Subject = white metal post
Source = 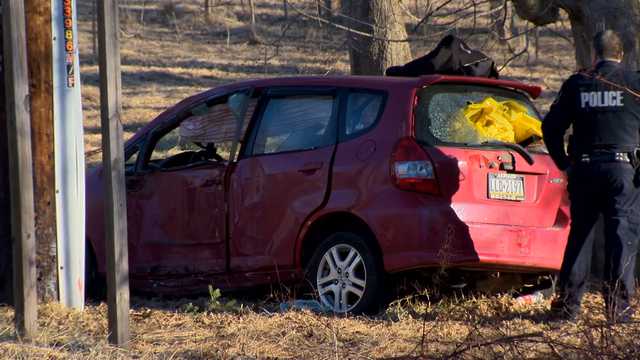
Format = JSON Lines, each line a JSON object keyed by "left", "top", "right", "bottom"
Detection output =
{"left": 52, "top": 0, "right": 86, "bottom": 309}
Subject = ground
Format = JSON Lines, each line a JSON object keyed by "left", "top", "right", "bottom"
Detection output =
{"left": 1, "top": 292, "right": 640, "bottom": 358}
{"left": 4, "top": 0, "right": 634, "bottom": 359}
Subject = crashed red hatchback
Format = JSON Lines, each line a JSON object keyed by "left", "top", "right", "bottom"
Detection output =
{"left": 86, "top": 75, "right": 570, "bottom": 313}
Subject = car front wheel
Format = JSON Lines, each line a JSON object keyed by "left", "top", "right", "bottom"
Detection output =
{"left": 307, "top": 232, "right": 382, "bottom": 314}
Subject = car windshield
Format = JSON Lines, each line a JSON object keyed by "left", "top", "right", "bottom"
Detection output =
{"left": 415, "top": 84, "right": 546, "bottom": 151}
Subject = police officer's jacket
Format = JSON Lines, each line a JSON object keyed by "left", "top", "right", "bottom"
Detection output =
{"left": 542, "top": 60, "right": 640, "bottom": 170}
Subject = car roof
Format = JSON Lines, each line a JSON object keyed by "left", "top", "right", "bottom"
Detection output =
{"left": 220, "top": 75, "right": 542, "bottom": 99}
{"left": 126, "top": 75, "right": 542, "bottom": 145}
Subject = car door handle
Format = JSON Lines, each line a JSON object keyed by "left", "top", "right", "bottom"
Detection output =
{"left": 298, "top": 162, "right": 323, "bottom": 174}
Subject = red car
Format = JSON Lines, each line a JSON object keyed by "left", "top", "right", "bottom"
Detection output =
{"left": 86, "top": 75, "right": 570, "bottom": 313}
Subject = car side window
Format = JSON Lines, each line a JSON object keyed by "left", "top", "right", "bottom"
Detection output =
{"left": 344, "top": 91, "right": 385, "bottom": 137}
{"left": 149, "top": 127, "right": 198, "bottom": 162}
{"left": 141, "top": 90, "right": 256, "bottom": 171}
{"left": 251, "top": 95, "right": 335, "bottom": 155}
{"left": 126, "top": 152, "right": 137, "bottom": 165}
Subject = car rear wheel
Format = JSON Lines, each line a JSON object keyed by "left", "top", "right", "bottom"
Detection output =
{"left": 306, "top": 232, "right": 382, "bottom": 314}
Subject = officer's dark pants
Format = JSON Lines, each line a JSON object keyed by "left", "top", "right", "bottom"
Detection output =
{"left": 557, "top": 162, "right": 640, "bottom": 315}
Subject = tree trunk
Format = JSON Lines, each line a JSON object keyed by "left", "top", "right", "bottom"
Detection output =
{"left": 565, "top": 1, "right": 640, "bottom": 70}
{"left": 342, "top": 0, "right": 412, "bottom": 75}
{"left": 322, "top": 0, "right": 339, "bottom": 18}
{"left": 511, "top": 0, "right": 640, "bottom": 70}
{"left": 204, "top": 0, "right": 213, "bottom": 22}
{"left": 247, "top": 0, "right": 260, "bottom": 44}
{"left": 283, "top": 0, "right": 288, "bottom": 20}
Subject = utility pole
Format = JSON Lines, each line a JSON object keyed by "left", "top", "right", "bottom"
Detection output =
{"left": 0, "top": 9, "right": 13, "bottom": 306}
{"left": 3, "top": 0, "right": 38, "bottom": 339}
{"left": 26, "top": 0, "right": 58, "bottom": 303}
{"left": 97, "top": 0, "right": 130, "bottom": 346}
{"left": 52, "top": 0, "right": 87, "bottom": 310}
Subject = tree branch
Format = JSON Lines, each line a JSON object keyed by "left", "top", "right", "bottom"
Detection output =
{"left": 510, "top": 0, "right": 561, "bottom": 26}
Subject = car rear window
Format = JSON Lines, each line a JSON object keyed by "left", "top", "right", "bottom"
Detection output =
{"left": 415, "top": 84, "right": 543, "bottom": 147}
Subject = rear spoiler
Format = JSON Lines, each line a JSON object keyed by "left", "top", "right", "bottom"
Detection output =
{"left": 418, "top": 75, "right": 543, "bottom": 99}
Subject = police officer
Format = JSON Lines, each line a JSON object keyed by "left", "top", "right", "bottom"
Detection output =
{"left": 543, "top": 30, "right": 640, "bottom": 322}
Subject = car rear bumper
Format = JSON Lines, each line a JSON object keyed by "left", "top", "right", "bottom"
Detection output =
{"left": 384, "top": 221, "right": 569, "bottom": 273}
{"left": 460, "top": 222, "right": 568, "bottom": 271}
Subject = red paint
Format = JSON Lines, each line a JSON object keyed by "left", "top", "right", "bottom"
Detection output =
{"left": 86, "top": 75, "right": 567, "bottom": 294}
{"left": 126, "top": 164, "right": 226, "bottom": 275}
{"left": 228, "top": 147, "right": 334, "bottom": 272}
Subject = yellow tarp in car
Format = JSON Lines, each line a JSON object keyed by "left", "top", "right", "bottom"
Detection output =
{"left": 460, "top": 97, "right": 542, "bottom": 143}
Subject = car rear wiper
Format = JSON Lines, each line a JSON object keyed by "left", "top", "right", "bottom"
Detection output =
{"left": 479, "top": 141, "right": 535, "bottom": 165}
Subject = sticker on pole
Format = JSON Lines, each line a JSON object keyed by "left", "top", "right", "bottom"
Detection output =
{"left": 63, "top": 0, "right": 75, "bottom": 88}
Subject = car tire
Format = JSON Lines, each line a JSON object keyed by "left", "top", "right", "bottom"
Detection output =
{"left": 306, "top": 232, "right": 383, "bottom": 314}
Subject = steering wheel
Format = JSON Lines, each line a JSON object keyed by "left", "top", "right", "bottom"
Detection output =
{"left": 156, "top": 151, "right": 201, "bottom": 169}
{"left": 194, "top": 142, "right": 224, "bottom": 162}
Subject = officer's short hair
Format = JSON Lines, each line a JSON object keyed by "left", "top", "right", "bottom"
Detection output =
{"left": 593, "top": 30, "right": 624, "bottom": 59}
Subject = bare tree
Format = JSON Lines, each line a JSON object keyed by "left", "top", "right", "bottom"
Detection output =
{"left": 342, "top": 0, "right": 412, "bottom": 75}
{"left": 204, "top": 0, "right": 213, "bottom": 22}
{"left": 321, "top": 0, "right": 340, "bottom": 18}
{"left": 511, "top": 0, "right": 640, "bottom": 70}
{"left": 283, "top": 0, "right": 288, "bottom": 20}
{"left": 490, "top": 0, "right": 509, "bottom": 39}
{"left": 248, "top": 0, "right": 260, "bottom": 44}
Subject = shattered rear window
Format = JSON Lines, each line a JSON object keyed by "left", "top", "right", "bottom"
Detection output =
{"left": 415, "top": 84, "right": 542, "bottom": 146}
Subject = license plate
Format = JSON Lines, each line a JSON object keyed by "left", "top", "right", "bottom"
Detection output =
{"left": 488, "top": 173, "right": 525, "bottom": 201}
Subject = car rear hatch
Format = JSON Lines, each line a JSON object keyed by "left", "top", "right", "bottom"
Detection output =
{"left": 412, "top": 83, "right": 568, "bottom": 228}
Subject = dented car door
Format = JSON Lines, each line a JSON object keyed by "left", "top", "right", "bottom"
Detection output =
{"left": 228, "top": 88, "right": 338, "bottom": 273}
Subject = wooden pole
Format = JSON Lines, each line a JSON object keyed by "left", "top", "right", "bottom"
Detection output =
{"left": 97, "top": 0, "right": 130, "bottom": 346}
{"left": 92, "top": 0, "right": 98, "bottom": 59}
{"left": 0, "top": 13, "right": 13, "bottom": 306}
{"left": 26, "top": 0, "right": 58, "bottom": 302}
{"left": 3, "top": 0, "right": 38, "bottom": 339}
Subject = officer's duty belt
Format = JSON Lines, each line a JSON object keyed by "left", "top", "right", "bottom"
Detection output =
{"left": 579, "top": 152, "right": 631, "bottom": 163}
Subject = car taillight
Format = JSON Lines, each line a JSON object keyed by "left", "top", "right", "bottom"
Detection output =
{"left": 391, "top": 137, "right": 440, "bottom": 194}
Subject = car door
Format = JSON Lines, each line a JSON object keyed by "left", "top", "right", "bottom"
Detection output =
{"left": 228, "top": 88, "right": 339, "bottom": 272}
{"left": 125, "top": 97, "right": 238, "bottom": 276}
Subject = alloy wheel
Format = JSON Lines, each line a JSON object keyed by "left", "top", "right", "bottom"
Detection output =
{"left": 316, "top": 244, "right": 367, "bottom": 313}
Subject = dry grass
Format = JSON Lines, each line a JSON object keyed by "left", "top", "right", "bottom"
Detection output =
{"left": 1, "top": 292, "right": 640, "bottom": 359}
